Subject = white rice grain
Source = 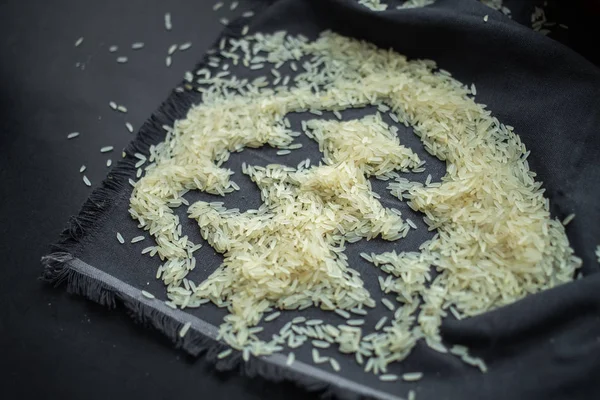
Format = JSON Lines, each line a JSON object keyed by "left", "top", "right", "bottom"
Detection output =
{"left": 164, "top": 12, "right": 172, "bottom": 31}
{"left": 312, "top": 340, "right": 331, "bottom": 348}
{"left": 218, "top": 348, "right": 232, "bottom": 359}
{"left": 347, "top": 319, "right": 365, "bottom": 326}
{"left": 330, "top": 358, "right": 341, "bottom": 372}
{"left": 264, "top": 311, "right": 281, "bottom": 322}
{"left": 381, "top": 298, "right": 395, "bottom": 311}
{"left": 562, "top": 213, "right": 575, "bottom": 226}
{"left": 334, "top": 309, "right": 350, "bottom": 319}
{"left": 179, "top": 42, "right": 192, "bottom": 51}
{"left": 402, "top": 372, "right": 423, "bottom": 381}
{"left": 375, "top": 316, "right": 387, "bottom": 330}
{"left": 179, "top": 321, "right": 191, "bottom": 337}
{"left": 286, "top": 352, "right": 295, "bottom": 365}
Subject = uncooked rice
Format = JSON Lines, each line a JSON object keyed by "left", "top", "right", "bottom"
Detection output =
{"left": 312, "top": 340, "right": 331, "bottom": 348}
{"left": 402, "top": 372, "right": 423, "bottom": 381}
{"left": 562, "top": 213, "right": 575, "bottom": 226}
{"left": 131, "top": 236, "right": 145, "bottom": 243}
{"left": 347, "top": 319, "right": 365, "bottom": 326}
{"left": 330, "top": 358, "right": 341, "bottom": 371}
{"left": 164, "top": 12, "right": 172, "bottom": 31}
{"left": 396, "top": 0, "right": 435, "bottom": 9}
{"left": 381, "top": 298, "right": 395, "bottom": 311}
{"left": 218, "top": 348, "right": 232, "bottom": 359}
{"left": 179, "top": 42, "right": 192, "bottom": 51}
{"left": 286, "top": 352, "right": 295, "bottom": 365}
{"left": 358, "top": 0, "right": 387, "bottom": 11}
{"left": 179, "top": 321, "right": 191, "bottom": 337}
{"left": 264, "top": 311, "right": 281, "bottom": 322}
{"left": 128, "top": 31, "right": 580, "bottom": 376}
{"left": 375, "top": 316, "right": 387, "bottom": 330}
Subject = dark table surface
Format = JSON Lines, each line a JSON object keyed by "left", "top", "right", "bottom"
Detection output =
{"left": 0, "top": 0, "right": 597, "bottom": 399}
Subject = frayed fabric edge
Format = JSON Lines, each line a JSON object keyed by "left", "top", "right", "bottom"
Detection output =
{"left": 41, "top": 255, "right": 397, "bottom": 400}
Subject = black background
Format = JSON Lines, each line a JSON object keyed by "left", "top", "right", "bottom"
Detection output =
{"left": 1, "top": 0, "right": 599, "bottom": 399}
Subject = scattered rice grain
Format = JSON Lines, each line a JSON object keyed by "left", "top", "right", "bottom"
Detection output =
{"left": 179, "top": 321, "right": 191, "bottom": 337}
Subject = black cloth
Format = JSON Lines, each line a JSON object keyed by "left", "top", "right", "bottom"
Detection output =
{"left": 6, "top": 0, "right": 600, "bottom": 399}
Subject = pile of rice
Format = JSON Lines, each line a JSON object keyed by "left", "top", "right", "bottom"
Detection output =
{"left": 129, "top": 30, "right": 580, "bottom": 372}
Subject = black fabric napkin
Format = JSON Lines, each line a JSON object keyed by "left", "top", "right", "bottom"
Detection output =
{"left": 43, "top": 0, "right": 600, "bottom": 399}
